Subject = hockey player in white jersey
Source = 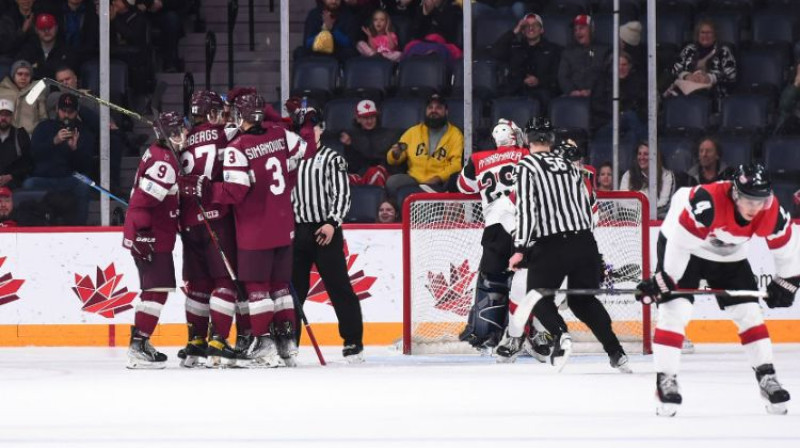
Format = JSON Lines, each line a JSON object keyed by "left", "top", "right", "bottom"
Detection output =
{"left": 637, "top": 163, "right": 800, "bottom": 416}
{"left": 456, "top": 120, "right": 528, "bottom": 352}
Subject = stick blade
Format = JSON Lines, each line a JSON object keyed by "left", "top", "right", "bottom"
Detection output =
{"left": 25, "top": 80, "right": 48, "bottom": 105}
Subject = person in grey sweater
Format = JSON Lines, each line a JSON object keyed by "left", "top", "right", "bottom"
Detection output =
{"left": 557, "top": 14, "right": 609, "bottom": 98}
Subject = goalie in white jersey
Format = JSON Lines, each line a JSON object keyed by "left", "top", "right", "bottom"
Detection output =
{"left": 637, "top": 163, "right": 800, "bottom": 416}
{"left": 456, "top": 120, "right": 528, "bottom": 351}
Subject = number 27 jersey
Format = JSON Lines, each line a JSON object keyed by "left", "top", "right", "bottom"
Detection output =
{"left": 457, "top": 146, "right": 527, "bottom": 233}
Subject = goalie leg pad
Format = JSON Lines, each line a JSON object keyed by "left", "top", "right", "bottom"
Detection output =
{"left": 459, "top": 272, "right": 511, "bottom": 347}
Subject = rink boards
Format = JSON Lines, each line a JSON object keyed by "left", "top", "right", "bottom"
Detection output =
{"left": 1, "top": 224, "right": 799, "bottom": 347}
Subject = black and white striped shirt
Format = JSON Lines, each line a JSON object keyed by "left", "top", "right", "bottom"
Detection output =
{"left": 292, "top": 145, "right": 351, "bottom": 226}
{"left": 514, "top": 152, "right": 594, "bottom": 248}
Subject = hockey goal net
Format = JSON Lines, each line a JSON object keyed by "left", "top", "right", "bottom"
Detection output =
{"left": 402, "top": 191, "right": 652, "bottom": 355}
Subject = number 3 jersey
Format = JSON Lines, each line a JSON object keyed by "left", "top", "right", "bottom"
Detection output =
{"left": 123, "top": 143, "right": 180, "bottom": 253}
{"left": 211, "top": 125, "right": 307, "bottom": 250}
{"left": 180, "top": 122, "right": 230, "bottom": 229}
{"left": 457, "top": 146, "right": 527, "bottom": 233}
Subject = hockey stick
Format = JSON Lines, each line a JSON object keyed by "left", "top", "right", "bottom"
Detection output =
{"left": 536, "top": 288, "right": 768, "bottom": 305}
{"left": 289, "top": 283, "right": 326, "bottom": 366}
{"left": 73, "top": 173, "right": 129, "bottom": 206}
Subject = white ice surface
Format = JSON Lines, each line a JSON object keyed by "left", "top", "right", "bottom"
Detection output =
{"left": 1, "top": 344, "right": 799, "bottom": 448}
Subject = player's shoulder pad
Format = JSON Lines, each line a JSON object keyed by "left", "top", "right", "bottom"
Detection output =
{"left": 223, "top": 146, "right": 249, "bottom": 167}
{"left": 688, "top": 185, "right": 715, "bottom": 227}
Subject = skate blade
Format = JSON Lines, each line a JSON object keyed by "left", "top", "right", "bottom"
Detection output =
{"left": 495, "top": 354, "right": 518, "bottom": 364}
{"left": 250, "top": 356, "right": 282, "bottom": 368}
{"left": 656, "top": 402, "right": 679, "bottom": 417}
{"left": 126, "top": 358, "right": 166, "bottom": 370}
{"left": 179, "top": 355, "right": 205, "bottom": 368}
{"left": 765, "top": 402, "right": 788, "bottom": 415}
{"left": 205, "top": 356, "right": 239, "bottom": 369}
{"left": 344, "top": 353, "right": 365, "bottom": 365}
{"left": 551, "top": 341, "right": 573, "bottom": 373}
{"left": 615, "top": 363, "right": 633, "bottom": 374}
{"left": 281, "top": 356, "right": 299, "bottom": 367}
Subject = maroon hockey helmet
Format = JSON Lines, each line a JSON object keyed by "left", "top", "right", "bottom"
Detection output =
{"left": 154, "top": 111, "right": 188, "bottom": 149}
{"left": 190, "top": 90, "right": 224, "bottom": 120}
{"left": 232, "top": 92, "right": 266, "bottom": 126}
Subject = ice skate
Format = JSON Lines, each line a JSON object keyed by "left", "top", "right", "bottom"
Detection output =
{"left": 247, "top": 335, "right": 281, "bottom": 368}
{"left": 206, "top": 334, "right": 240, "bottom": 368}
{"left": 495, "top": 329, "right": 523, "bottom": 363}
{"left": 755, "top": 364, "right": 790, "bottom": 415}
{"left": 178, "top": 336, "right": 208, "bottom": 368}
{"left": 234, "top": 332, "right": 254, "bottom": 355}
{"left": 609, "top": 350, "right": 632, "bottom": 373}
{"left": 550, "top": 333, "right": 573, "bottom": 372}
{"left": 343, "top": 344, "right": 365, "bottom": 364}
{"left": 275, "top": 322, "right": 299, "bottom": 367}
{"left": 127, "top": 330, "right": 167, "bottom": 369}
{"left": 656, "top": 372, "right": 682, "bottom": 417}
{"left": 524, "top": 330, "right": 553, "bottom": 363}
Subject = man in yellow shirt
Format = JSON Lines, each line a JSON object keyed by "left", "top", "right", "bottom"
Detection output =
{"left": 386, "top": 94, "right": 464, "bottom": 198}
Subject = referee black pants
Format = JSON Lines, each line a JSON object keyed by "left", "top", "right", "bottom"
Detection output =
{"left": 292, "top": 223, "right": 364, "bottom": 347}
{"left": 525, "top": 230, "right": 623, "bottom": 356}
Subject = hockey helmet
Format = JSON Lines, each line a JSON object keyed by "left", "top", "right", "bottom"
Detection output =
{"left": 153, "top": 111, "right": 188, "bottom": 149}
{"left": 492, "top": 119, "right": 525, "bottom": 147}
{"left": 190, "top": 90, "right": 225, "bottom": 123}
{"left": 525, "top": 116, "right": 555, "bottom": 145}
{"left": 732, "top": 163, "right": 773, "bottom": 202}
{"left": 553, "top": 138, "right": 581, "bottom": 162}
{"left": 232, "top": 92, "right": 266, "bottom": 127}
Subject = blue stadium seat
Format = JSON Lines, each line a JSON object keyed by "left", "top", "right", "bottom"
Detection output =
{"left": 764, "top": 136, "right": 800, "bottom": 180}
{"left": 657, "top": 12, "right": 692, "bottom": 47}
{"left": 715, "top": 133, "right": 756, "bottom": 167}
{"left": 588, "top": 139, "right": 634, "bottom": 175}
{"left": 323, "top": 98, "right": 361, "bottom": 135}
{"left": 397, "top": 56, "right": 447, "bottom": 97}
{"left": 395, "top": 185, "right": 424, "bottom": 210}
{"left": 591, "top": 14, "right": 615, "bottom": 47}
{"left": 346, "top": 185, "right": 386, "bottom": 223}
{"left": 490, "top": 97, "right": 541, "bottom": 131}
{"left": 542, "top": 0, "right": 589, "bottom": 15}
{"left": 291, "top": 56, "right": 339, "bottom": 102}
{"left": 390, "top": 14, "right": 412, "bottom": 49}
{"left": 11, "top": 190, "right": 48, "bottom": 209}
{"left": 539, "top": 13, "right": 573, "bottom": 48}
{"left": 446, "top": 97, "right": 483, "bottom": 132}
{"left": 549, "top": 96, "right": 590, "bottom": 136}
{"left": 342, "top": 57, "right": 395, "bottom": 99}
{"left": 736, "top": 48, "right": 787, "bottom": 97}
{"left": 659, "top": 135, "right": 695, "bottom": 173}
{"left": 708, "top": 0, "right": 753, "bottom": 14}
{"left": 452, "top": 60, "right": 500, "bottom": 100}
{"left": 380, "top": 97, "right": 426, "bottom": 132}
{"left": 658, "top": 0, "right": 700, "bottom": 15}
{"left": 719, "top": 94, "right": 771, "bottom": 133}
{"left": 662, "top": 96, "right": 711, "bottom": 135}
{"left": 752, "top": 11, "right": 797, "bottom": 45}
{"left": 81, "top": 59, "right": 129, "bottom": 103}
{"left": 473, "top": 15, "right": 516, "bottom": 56}
{"left": 594, "top": 0, "right": 640, "bottom": 21}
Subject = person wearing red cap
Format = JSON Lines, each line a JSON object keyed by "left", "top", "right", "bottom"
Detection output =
{"left": 0, "top": 186, "right": 17, "bottom": 227}
{"left": 15, "top": 12, "right": 79, "bottom": 81}
{"left": 558, "top": 14, "right": 610, "bottom": 97}
{"left": 339, "top": 99, "right": 400, "bottom": 187}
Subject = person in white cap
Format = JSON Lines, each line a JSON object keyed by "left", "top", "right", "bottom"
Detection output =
{"left": 339, "top": 99, "right": 400, "bottom": 186}
{"left": 558, "top": 14, "right": 610, "bottom": 97}
{"left": 0, "top": 97, "right": 33, "bottom": 190}
{"left": 619, "top": 20, "right": 645, "bottom": 71}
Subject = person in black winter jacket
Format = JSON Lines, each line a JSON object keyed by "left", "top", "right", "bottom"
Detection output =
{"left": 0, "top": 97, "right": 33, "bottom": 189}
{"left": 338, "top": 99, "right": 401, "bottom": 186}
{"left": 590, "top": 51, "right": 647, "bottom": 144}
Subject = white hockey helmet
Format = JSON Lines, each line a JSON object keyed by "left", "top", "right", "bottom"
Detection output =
{"left": 492, "top": 119, "right": 525, "bottom": 147}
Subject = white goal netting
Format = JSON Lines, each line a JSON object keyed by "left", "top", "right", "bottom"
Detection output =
{"left": 402, "top": 191, "right": 653, "bottom": 355}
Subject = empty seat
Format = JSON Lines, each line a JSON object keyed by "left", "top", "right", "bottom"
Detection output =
{"left": 346, "top": 185, "right": 386, "bottom": 223}
{"left": 719, "top": 94, "right": 771, "bottom": 133}
{"left": 380, "top": 97, "right": 426, "bottom": 132}
{"left": 11, "top": 189, "right": 49, "bottom": 209}
{"left": 490, "top": 97, "right": 541, "bottom": 130}
{"left": 473, "top": 15, "right": 516, "bottom": 56}
{"left": 452, "top": 60, "right": 499, "bottom": 100}
{"left": 752, "top": 11, "right": 797, "bottom": 45}
{"left": 391, "top": 14, "right": 412, "bottom": 48}
{"left": 447, "top": 97, "right": 483, "bottom": 132}
{"left": 657, "top": 12, "right": 692, "bottom": 47}
{"left": 588, "top": 139, "right": 634, "bottom": 175}
{"left": 708, "top": 0, "right": 753, "bottom": 14}
{"left": 658, "top": 0, "right": 700, "bottom": 15}
{"left": 715, "top": 133, "right": 756, "bottom": 167}
{"left": 395, "top": 185, "right": 424, "bottom": 209}
{"left": 594, "top": 0, "right": 640, "bottom": 21}
{"left": 81, "top": 59, "right": 129, "bottom": 102}
{"left": 736, "top": 48, "right": 787, "bottom": 97}
{"left": 659, "top": 135, "right": 695, "bottom": 173}
{"left": 591, "top": 14, "right": 615, "bottom": 47}
{"left": 764, "top": 136, "right": 800, "bottom": 179}
{"left": 342, "top": 57, "right": 395, "bottom": 99}
{"left": 291, "top": 56, "right": 339, "bottom": 101}
{"left": 662, "top": 96, "right": 711, "bottom": 134}
{"left": 539, "top": 13, "right": 573, "bottom": 48}
{"left": 397, "top": 56, "right": 447, "bottom": 97}
{"left": 323, "top": 98, "right": 361, "bottom": 135}
{"left": 549, "top": 96, "right": 590, "bottom": 135}
{"left": 542, "top": 0, "right": 589, "bottom": 15}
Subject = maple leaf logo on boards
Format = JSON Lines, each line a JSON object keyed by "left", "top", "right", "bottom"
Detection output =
{"left": 71, "top": 264, "right": 137, "bottom": 318}
{"left": 425, "top": 260, "right": 476, "bottom": 316}
{"left": 0, "top": 256, "right": 25, "bottom": 307}
{"left": 306, "top": 241, "right": 377, "bottom": 305}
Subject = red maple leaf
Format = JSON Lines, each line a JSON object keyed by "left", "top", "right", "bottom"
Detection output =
{"left": 425, "top": 259, "right": 476, "bottom": 316}
{"left": 306, "top": 240, "right": 377, "bottom": 305}
{"left": 71, "top": 263, "right": 137, "bottom": 318}
{"left": 0, "top": 256, "right": 24, "bottom": 307}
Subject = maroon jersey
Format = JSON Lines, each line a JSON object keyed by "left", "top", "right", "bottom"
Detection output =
{"left": 179, "top": 122, "right": 230, "bottom": 228}
{"left": 212, "top": 125, "right": 307, "bottom": 250}
{"left": 123, "top": 143, "right": 180, "bottom": 253}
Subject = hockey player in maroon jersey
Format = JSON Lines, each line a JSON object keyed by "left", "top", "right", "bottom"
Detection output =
{"left": 638, "top": 163, "right": 800, "bottom": 416}
{"left": 175, "top": 90, "right": 242, "bottom": 368}
{"left": 181, "top": 90, "right": 307, "bottom": 367}
{"left": 122, "top": 112, "right": 184, "bottom": 369}
{"left": 456, "top": 119, "right": 528, "bottom": 353}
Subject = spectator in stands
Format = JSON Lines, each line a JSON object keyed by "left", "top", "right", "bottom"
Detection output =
{"left": 339, "top": 99, "right": 400, "bottom": 187}
{"left": 357, "top": 9, "right": 402, "bottom": 62}
{"left": 492, "top": 13, "right": 560, "bottom": 107}
{"left": 302, "top": 0, "right": 359, "bottom": 61}
{"left": 403, "top": 0, "right": 462, "bottom": 64}
{"left": 686, "top": 136, "right": 728, "bottom": 185}
{"left": 0, "top": 0, "right": 49, "bottom": 58}
{"left": 58, "top": 0, "right": 99, "bottom": 66}
{"left": 385, "top": 93, "right": 463, "bottom": 198}
{"left": 142, "top": 0, "right": 185, "bottom": 73}
{"left": 619, "top": 141, "right": 675, "bottom": 219}
{"left": 666, "top": 18, "right": 737, "bottom": 103}
{"left": 24, "top": 92, "right": 94, "bottom": 225}
{"left": 596, "top": 161, "right": 613, "bottom": 192}
{"left": 618, "top": 20, "right": 644, "bottom": 74}
{"left": 108, "top": 0, "right": 154, "bottom": 94}
{"left": 558, "top": 14, "right": 609, "bottom": 98}
{"left": 776, "top": 63, "right": 800, "bottom": 135}
{"left": 0, "top": 97, "right": 32, "bottom": 189}
{"left": 15, "top": 12, "right": 79, "bottom": 80}
{"left": 591, "top": 51, "right": 646, "bottom": 144}
{"left": 0, "top": 59, "right": 48, "bottom": 134}
{"left": 375, "top": 199, "right": 399, "bottom": 223}
{"left": 0, "top": 185, "right": 16, "bottom": 227}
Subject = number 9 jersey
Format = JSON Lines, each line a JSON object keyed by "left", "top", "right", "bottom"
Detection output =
{"left": 457, "top": 145, "right": 527, "bottom": 233}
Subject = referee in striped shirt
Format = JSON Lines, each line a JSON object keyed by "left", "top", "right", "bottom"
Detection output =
{"left": 499, "top": 117, "right": 628, "bottom": 372}
{"left": 291, "top": 113, "right": 365, "bottom": 363}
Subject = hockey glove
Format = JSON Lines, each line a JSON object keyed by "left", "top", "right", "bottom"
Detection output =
{"left": 178, "top": 175, "right": 210, "bottom": 199}
{"left": 636, "top": 271, "right": 676, "bottom": 304}
{"left": 765, "top": 276, "right": 799, "bottom": 308}
{"left": 131, "top": 230, "right": 156, "bottom": 263}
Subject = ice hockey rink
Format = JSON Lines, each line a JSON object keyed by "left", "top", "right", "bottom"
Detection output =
{"left": 1, "top": 344, "right": 799, "bottom": 448}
